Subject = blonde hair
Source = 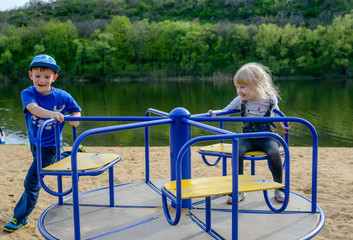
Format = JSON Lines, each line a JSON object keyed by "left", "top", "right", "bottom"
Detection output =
{"left": 233, "top": 63, "right": 280, "bottom": 100}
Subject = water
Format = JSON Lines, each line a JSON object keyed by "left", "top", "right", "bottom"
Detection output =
{"left": 0, "top": 78, "right": 352, "bottom": 147}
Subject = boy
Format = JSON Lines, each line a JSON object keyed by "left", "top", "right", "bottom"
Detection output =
{"left": 4, "top": 54, "right": 81, "bottom": 232}
{"left": 0, "top": 127, "right": 5, "bottom": 144}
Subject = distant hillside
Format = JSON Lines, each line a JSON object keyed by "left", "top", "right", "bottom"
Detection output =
{"left": 1, "top": 0, "right": 353, "bottom": 36}
{"left": 1, "top": 0, "right": 353, "bottom": 82}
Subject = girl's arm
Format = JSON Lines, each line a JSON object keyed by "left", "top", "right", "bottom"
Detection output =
{"left": 279, "top": 122, "right": 290, "bottom": 133}
{"left": 272, "top": 100, "right": 290, "bottom": 133}
{"left": 209, "top": 97, "right": 241, "bottom": 117}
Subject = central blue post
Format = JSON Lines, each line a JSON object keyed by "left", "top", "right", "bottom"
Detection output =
{"left": 169, "top": 107, "right": 191, "bottom": 209}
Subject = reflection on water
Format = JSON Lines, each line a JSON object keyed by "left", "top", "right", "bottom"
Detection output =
{"left": 0, "top": 78, "right": 352, "bottom": 147}
{"left": 2, "top": 130, "right": 29, "bottom": 145}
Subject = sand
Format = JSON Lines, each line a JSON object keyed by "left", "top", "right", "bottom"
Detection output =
{"left": 0, "top": 144, "right": 352, "bottom": 239}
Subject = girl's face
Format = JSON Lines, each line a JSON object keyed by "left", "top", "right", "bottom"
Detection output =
{"left": 236, "top": 84, "right": 262, "bottom": 102}
{"left": 29, "top": 68, "right": 58, "bottom": 95}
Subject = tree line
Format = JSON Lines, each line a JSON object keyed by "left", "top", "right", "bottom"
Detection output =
{"left": 1, "top": 13, "right": 353, "bottom": 82}
{"left": 2, "top": 0, "right": 352, "bottom": 28}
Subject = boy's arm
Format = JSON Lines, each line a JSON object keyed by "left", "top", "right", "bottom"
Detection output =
{"left": 26, "top": 102, "right": 65, "bottom": 122}
{"left": 26, "top": 103, "right": 81, "bottom": 127}
{"left": 69, "top": 111, "right": 81, "bottom": 127}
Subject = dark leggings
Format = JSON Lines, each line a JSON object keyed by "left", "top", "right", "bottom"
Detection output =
{"left": 238, "top": 138, "right": 282, "bottom": 183}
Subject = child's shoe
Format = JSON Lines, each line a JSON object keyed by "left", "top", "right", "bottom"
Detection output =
{"left": 78, "top": 144, "right": 86, "bottom": 152}
{"left": 226, "top": 193, "right": 246, "bottom": 204}
{"left": 274, "top": 189, "right": 285, "bottom": 203}
{"left": 4, "top": 217, "right": 29, "bottom": 232}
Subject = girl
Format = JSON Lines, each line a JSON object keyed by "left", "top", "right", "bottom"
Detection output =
{"left": 209, "top": 63, "right": 290, "bottom": 204}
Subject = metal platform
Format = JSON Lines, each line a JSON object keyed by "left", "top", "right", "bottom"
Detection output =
{"left": 39, "top": 179, "right": 324, "bottom": 240}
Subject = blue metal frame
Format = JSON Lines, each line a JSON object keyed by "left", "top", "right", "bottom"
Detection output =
{"left": 144, "top": 108, "right": 170, "bottom": 194}
{"left": 36, "top": 108, "right": 321, "bottom": 240}
{"left": 197, "top": 109, "right": 289, "bottom": 176}
{"left": 37, "top": 116, "right": 172, "bottom": 239}
{"left": 161, "top": 132, "right": 291, "bottom": 240}
{"left": 190, "top": 115, "right": 318, "bottom": 214}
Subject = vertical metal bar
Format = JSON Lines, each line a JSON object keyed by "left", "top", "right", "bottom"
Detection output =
{"left": 109, "top": 167, "right": 115, "bottom": 207}
{"left": 232, "top": 138, "right": 239, "bottom": 240}
{"left": 145, "top": 125, "right": 150, "bottom": 183}
{"left": 205, "top": 197, "right": 211, "bottom": 232}
{"left": 144, "top": 111, "right": 151, "bottom": 184}
{"left": 55, "top": 122, "right": 61, "bottom": 162}
{"left": 220, "top": 121, "right": 226, "bottom": 176}
{"left": 222, "top": 156, "right": 227, "bottom": 176}
{"left": 61, "top": 126, "right": 77, "bottom": 206}
{"left": 55, "top": 122, "right": 63, "bottom": 204}
{"left": 71, "top": 143, "right": 81, "bottom": 239}
{"left": 311, "top": 133, "right": 318, "bottom": 213}
{"left": 220, "top": 121, "right": 224, "bottom": 143}
{"left": 57, "top": 176, "right": 63, "bottom": 205}
{"left": 169, "top": 108, "right": 191, "bottom": 209}
{"left": 251, "top": 159, "right": 255, "bottom": 175}
{"left": 73, "top": 126, "right": 77, "bottom": 142}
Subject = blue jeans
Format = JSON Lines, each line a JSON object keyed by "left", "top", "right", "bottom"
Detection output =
{"left": 13, "top": 142, "right": 69, "bottom": 221}
{"left": 238, "top": 138, "right": 282, "bottom": 183}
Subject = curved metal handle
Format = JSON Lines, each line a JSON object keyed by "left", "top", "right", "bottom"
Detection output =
{"left": 263, "top": 189, "right": 289, "bottom": 213}
{"left": 161, "top": 187, "right": 182, "bottom": 226}
{"left": 39, "top": 176, "right": 73, "bottom": 197}
{"left": 200, "top": 154, "right": 222, "bottom": 166}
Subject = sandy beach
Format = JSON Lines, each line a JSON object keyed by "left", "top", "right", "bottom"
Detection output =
{"left": 0, "top": 144, "right": 352, "bottom": 239}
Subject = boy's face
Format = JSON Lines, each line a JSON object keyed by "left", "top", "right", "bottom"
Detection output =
{"left": 28, "top": 68, "right": 58, "bottom": 95}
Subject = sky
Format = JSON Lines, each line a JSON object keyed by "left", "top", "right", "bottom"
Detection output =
{"left": 0, "top": 0, "right": 36, "bottom": 11}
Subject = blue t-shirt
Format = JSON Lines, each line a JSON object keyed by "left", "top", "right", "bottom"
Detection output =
{"left": 21, "top": 86, "right": 81, "bottom": 147}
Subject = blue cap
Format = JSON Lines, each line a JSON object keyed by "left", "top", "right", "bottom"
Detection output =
{"left": 29, "top": 54, "right": 60, "bottom": 73}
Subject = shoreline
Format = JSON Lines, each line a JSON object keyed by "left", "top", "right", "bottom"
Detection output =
{"left": 1, "top": 145, "right": 352, "bottom": 239}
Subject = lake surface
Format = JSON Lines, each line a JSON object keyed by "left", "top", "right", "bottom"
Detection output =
{"left": 0, "top": 78, "right": 352, "bottom": 147}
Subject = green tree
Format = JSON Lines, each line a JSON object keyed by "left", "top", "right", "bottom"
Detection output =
{"left": 316, "top": 13, "right": 353, "bottom": 75}
{"left": 125, "top": 19, "right": 150, "bottom": 71}
{"left": 0, "top": 49, "right": 13, "bottom": 78}
{"left": 215, "top": 23, "right": 257, "bottom": 70}
{"left": 178, "top": 23, "right": 211, "bottom": 74}
{"left": 0, "top": 24, "right": 24, "bottom": 78}
{"left": 153, "top": 21, "right": 188, "bottom": 73}
{"left": 254, "top": 23, "right": 308, "bottom": 75}
{"left": 42, "top": 20, "right": 78, "bottom": 75}
{"left": 73, "top": 39, "right": 87, "bottom": 76}
{"left": 33, "top": 44, "right": 46, "bottom": 56}
{"left": 86, "top": 30, "right": 116, "bottom": 77}
{"left": 292, "top": 27, "right": 321, "bottom": 74}
{"left": 253, "top": 23, "right": 283, "bottom": 73}
{"left": 104, "top": 15, "right": 132, "bottom": 71}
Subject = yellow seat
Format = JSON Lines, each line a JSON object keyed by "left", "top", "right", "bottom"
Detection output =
{"left": 199, "top": 142, "right": 285, "bottom": 176}
{"left": 163, "top": 175, "right": 284, "bottom": 199}
{"left": 164, "top": 175, "right": 284, "bottom": 199}
{"left": 39, "top": 151, "right": 121, "bottom": 208}
{"left": 42, "top": 153, "right": 120, "bottom": 172}
{"left": 199, "top": 142, "right": 284, "bottom": 157}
